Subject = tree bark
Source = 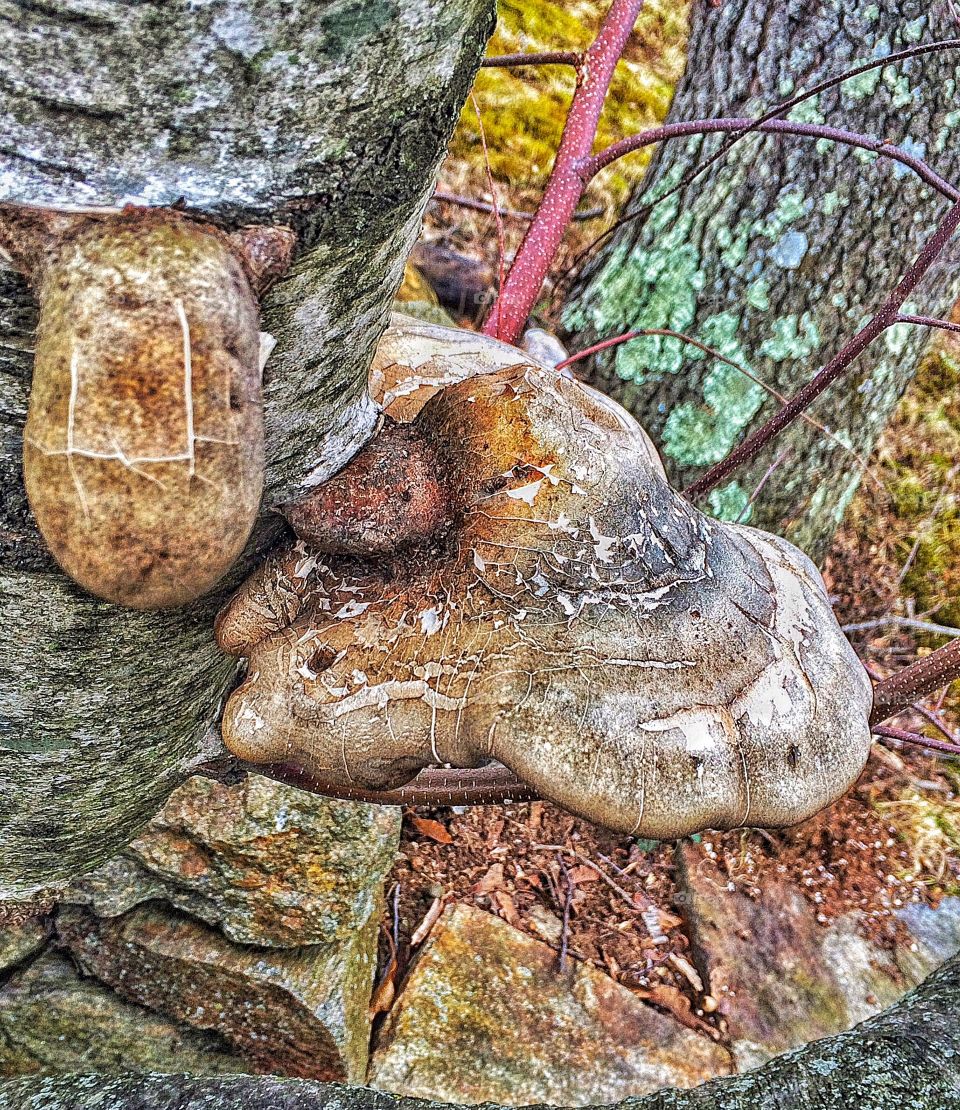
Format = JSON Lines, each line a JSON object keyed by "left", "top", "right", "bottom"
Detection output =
{"left": 563, "top": 0, "right": 960, "bottom": 559}
{"left": 0, "top": 0, "right": 494, "bottom": 899}
{"left": 2, "top": 949, "right": 959, "bottom": 1107}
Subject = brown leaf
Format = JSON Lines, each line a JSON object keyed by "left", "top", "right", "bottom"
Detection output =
{"left": 490, "top": 889, "right": 520, "bottom": 927}
{"left": 410, "top": 816, "right": 453, "bottom": 845}
{"left": 368, "top": 956, "right": 397, "bottom": 1017}
{"left": 567, "top": 864, "right": 601, "bottom": 884}
{"left": 635, "top": 983, "right": 716, "bottom": 1038}
{"left": 473, "top": 862, "right": 505, "bottom": 893}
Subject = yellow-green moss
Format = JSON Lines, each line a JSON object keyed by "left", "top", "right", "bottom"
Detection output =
{"left": 446, "top": 0, "right": 691, "bottom": 222}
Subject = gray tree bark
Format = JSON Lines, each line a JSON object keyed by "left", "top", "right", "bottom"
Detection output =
{"left": 0, "top": 0, "right": 494, "bottom": 899}
{"left": 563, "top": 0, "right": 960, "bottom": 559}
{"left": 2, "top": 950, "right": 959, "bottom": 1107}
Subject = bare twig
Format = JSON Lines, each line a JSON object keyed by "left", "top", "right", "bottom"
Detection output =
{"left": 844, "top": 616, "right": 960, "bottom": 638}
{"left": 481, "top": 50, "right": 582, "bottom": 69}
{"left": 736, "top": 449, "right": 793, "bottom": 523}
{"left": 895, "top": 313, "right": 960, "bottom": 335}
{"left": 873, "top": 723, "right": 960, "bottom": 757}
{"left": 572, "top": 38, "right": 960, "bottom": 269}
{"left": 432, "top": 189, "right": 604, "bottom": 223}
{"left": 534, "top": 844, "right": 643, "bottom": 911}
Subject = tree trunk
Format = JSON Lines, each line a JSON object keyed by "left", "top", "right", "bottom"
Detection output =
{"left": 0, "top": 0, "right": 494, "bottom": 899}
{"left": 2, "top": 949, "right": 958, "bottom": 1107}
{"left": 563, "top": 0, "right": 960, "bottom": 559}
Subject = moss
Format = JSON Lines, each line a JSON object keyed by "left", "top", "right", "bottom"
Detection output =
{"left": 446, "top": 0, "right": 691, "bottom": 222}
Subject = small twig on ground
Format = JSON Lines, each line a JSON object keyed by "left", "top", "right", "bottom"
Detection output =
{"left": 844, "top": 616, "right": 960, "bottom": 638}
{"left": 557, "top": 853, "right": 574, "bottom": 973}
{"left": 534, "top": 843, "right": 644, "bottom": 911}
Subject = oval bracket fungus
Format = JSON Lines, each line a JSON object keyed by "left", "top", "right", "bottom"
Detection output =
{"left": 216, "top": 320, "right": 872, "bottom": 838}
{"left": 0, "top": 204, "right": 294, "bottom": 608}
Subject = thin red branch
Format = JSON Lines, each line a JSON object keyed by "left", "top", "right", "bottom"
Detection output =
{"left": 587, "top": 118, "right": 960, "bottom": 201}
{"left": 481, "top": 50, "right": 582, "bottom": 69}
{"left": 684, "top": 198, "right": 960, "bottom": 500}
{"left": 895, "top": 313, "right": 960, "bottom": 334}
{"left": 872, "top": 638, "right": 960, "bottom": 726}
{"left": 481, "top": 0, "right": 645, "bottom": 343}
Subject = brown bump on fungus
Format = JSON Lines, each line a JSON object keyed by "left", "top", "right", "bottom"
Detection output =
{"left": 216, "top": 324, "right": 873, "bottom": 838}
{"left": 0, "top": 204, "right": 293, "bottom": 609}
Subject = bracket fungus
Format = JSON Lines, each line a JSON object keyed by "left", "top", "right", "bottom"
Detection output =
{"left": 0, "top": 204, "right": 293, "bottom": 609}
{"left": 216, "top": 322, "right": 873, "bottom": 838}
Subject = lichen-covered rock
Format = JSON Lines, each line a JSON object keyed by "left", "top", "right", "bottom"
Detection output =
{"left": 0, "top": 920, "right": 46, "bottom": 976}
{"left": 65, "top": 774, "right": 400, "bottom": 948}
{"left": 676, "top": 842, "right": 911, "bottom": 1069}
{"left": 368, "top": 903, "right": 732, "bottom": 1105}
{"left": 0, "top": 951, "right": 248, "bottom": 1077}
{"left": 56, "top": 903, "right": 377, "bottom": 1081}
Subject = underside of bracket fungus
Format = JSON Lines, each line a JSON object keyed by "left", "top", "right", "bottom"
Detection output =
{"left": 0, "top": 204, "right": 292, "bottom": 608}
{"left": 217, "top": 322, "right": 873, "bottom": 837}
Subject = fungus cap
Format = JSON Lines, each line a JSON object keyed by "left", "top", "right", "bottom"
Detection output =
{"left": 218, "top": 321, "right": 873, "bottom": 837}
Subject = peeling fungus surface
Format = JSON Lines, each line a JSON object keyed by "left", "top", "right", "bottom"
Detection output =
{"left": 217, "top": 325, "right": 872, "bottom": 837}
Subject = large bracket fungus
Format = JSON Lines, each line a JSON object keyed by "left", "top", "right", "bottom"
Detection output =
{"left": 217, "top": 320, "right": 873, "bottom": 837}
{"left": 0, "top": 205, "right": 293, "bottom": 609}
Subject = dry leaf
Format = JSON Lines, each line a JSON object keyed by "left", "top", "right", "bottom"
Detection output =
{"left": 369, "top": 956, "right": 397, "bottom": 1017}
{"left": 410, "top": 816, "right": 453, "bottom": 845}
{"left": 567, "top": 864, "right": 601, "bottom": 884}
{"left": 491, "top": 889, "right": 520, "bottom": 927}
{"left": 473, "top": 862, "right": 505, "bottom": 893}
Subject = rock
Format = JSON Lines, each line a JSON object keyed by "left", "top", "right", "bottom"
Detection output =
{"left": 676, "top": 842, "right": 911, "bottom": 1069}
{"left": 56, "top": 903, "right": 378, "bottom": 1082}
{"left": 369, "top": 903, "right": 731, "bottom": 1105}
{"left": 895, "top": 897, "right": 960, "bottom": 984}
{"left": 65, "top": 774, "right": 400, "bottom": 948}
{"left": 0, "top": 951, "right": 247, "bottom": 1076}
{"left": 0, "top": 920, "right": 46, "bottom": 975}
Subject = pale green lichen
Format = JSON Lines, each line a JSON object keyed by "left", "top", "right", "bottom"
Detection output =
{"left": 842, "top": 67, "right": 882, "bottom": 101}
{"left": 787, "top": 95, "right": 825, "bottom": 126}
{"left": 900, "top": 16, "right": 926, "bottom": 44}
{"left": 760, "top": 313, "right": 821, "bottom": 361}
{"left": 820, "top": 191, "right": 848, "bottom": 217}
{"left": 661, "top": 312, "right": 764, "bottom": 466}
{"left": 759, "top": 191, "right": 808, "bottom": 240}
{"left": 707, "top": 481, "right": 752, "bottom": 523}
{"left": 746, "top": 277, "right": 770, "bottom": 311}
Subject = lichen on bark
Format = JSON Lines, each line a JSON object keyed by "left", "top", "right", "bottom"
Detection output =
{"left": 564, "top": 0, "right": 960, "bottom": 560}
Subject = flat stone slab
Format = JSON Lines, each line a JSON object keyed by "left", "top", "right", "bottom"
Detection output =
{"left": 65, "top": 774, "right": 400, "bottom": 948}
{"left": 0, "top": 951, "right": 248, "bottom": 1076}
{"left": 56, "top": 902, "right": 378, "bottom": 1082}
{"left": 369, "top": 903, "right": 732, "bottom": 1105}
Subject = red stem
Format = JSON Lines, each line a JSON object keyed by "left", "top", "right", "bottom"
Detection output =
{"left": 871, "top": 639, "right": 960, "bottom": 726}
{"left": 684, "top": 198, "right": 960, "bottom": 500}
{"left": 873, "top": 724, "right": 960, "bottom": 757}
{"left": 481, "top": 0, "right": 645, "bottom": 343}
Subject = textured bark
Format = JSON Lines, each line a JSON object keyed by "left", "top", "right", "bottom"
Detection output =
{"left": 1, "top": 951, "right": 959, "bottom": 1107}
{"left": 0, "top": 0, "right": 495, "bottom": 898}
{"left": 564, "top": 0, "right": 960, "bottom": 559}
